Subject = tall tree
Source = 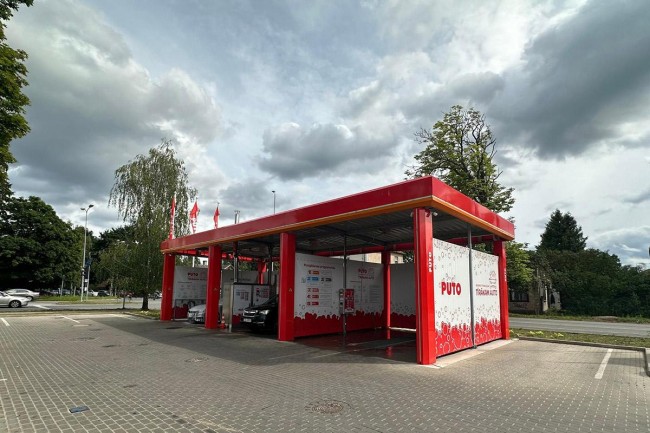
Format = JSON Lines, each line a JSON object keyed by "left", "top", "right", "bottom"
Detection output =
{"left": 109, "top": 139, "right": 196, "bottom": 310}
{"left": 406, "top": 105, "right": 514, "bottom": 213}
{"left": 0, "top": 196, "right": 81, "bottom": 289}
{"left": 506, "top": 241, "right": 533, "bottom": 293}
{"left": 538, "top": 209, "right": 587, "bottom": 252}
{"left": 0, "top": 0, "right": 33, "bottom": 201}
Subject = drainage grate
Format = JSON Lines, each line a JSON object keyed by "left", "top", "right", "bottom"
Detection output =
{"left": 306, "top": 400, "right": 349, "bottom": 414}
{"left": 123, "top": 384, "right": 137, "bottom": 388}
{"left": 69, "top": 405, "right": 90, "bottom": 414}
{"left": 166, "top": 326, "right": 183, "bottom": 329}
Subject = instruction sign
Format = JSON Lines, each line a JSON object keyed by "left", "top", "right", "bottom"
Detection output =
{"left": 344, "top": 288, "right": 355, "bottom": 314}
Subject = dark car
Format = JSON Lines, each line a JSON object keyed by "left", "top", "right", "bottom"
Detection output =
{"left": 97, "top": 290, "right": 110, "bottom": 297}
{"left": 241, "top": 295, "right": 278, "bottom": 332}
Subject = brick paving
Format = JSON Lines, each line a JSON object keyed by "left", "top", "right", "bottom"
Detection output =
{"left": 0, "top": 313, "right": 648, "bottom": 432}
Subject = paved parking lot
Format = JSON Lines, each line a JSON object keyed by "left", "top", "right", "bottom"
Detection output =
{"left": 0, "top": 313, "right": 648, "bottom": 432}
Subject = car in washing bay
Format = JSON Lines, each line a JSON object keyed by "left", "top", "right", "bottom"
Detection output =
{"left": 187, "top": 304, "right": 206, "bottom": 324}
{"left": 241, "top": 295, "right": 278, "bottom": 331}
{"left": 187, "top": 304, "right": 222, "bottom": 324}
{"left": 0, "top": 291, "right": 30, "bottom": 308}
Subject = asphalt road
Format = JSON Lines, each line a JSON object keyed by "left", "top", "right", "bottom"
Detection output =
{"left": 1, "top": 297, "right": 162, "bottom": 312}
{"left": 510, "top": 317, "right": 650, "bottom": 338}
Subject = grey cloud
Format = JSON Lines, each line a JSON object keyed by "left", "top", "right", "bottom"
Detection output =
{"left": 590, "top": 226, "right": 650, "bottom": 266}
{"left": 623, "top": 188, "right": 650, "bottom": 205}
{"left": 7, "top": 0, "right": 221, "bottom": 221}
{"left": 449, "top": 72, "right": 505, "bottom": 104}
{"left": 492, "top": 1, "right": 650, "bottom": 158}
{"left": 219, "top": 179, "right": 280, "bottom": 222}
{"left": 257, "top": 122, "right": 395, "bottom": 180}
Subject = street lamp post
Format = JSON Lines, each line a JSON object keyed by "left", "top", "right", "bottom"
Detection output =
{"left": 272, "top": 190, "right": 276, "bottom": 214}
{"left": 80, "top": 204, "right": 94, "bottom": 301}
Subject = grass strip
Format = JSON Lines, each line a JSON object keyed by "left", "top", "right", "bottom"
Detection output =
{"left": 510, "top": 328, "right": 650, "bottom": 348}
{"left": 509, "top": 313, "right": 650, "bottom": 324}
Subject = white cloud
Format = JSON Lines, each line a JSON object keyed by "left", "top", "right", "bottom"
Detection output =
{"left": 3, "top": 0, "right": 648, "bottom": 269}
{"left": 7, "top": 0, "right": 222, "bottom": 231}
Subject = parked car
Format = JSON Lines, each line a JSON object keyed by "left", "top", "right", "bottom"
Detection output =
{"left": 241, "top": 295, "right": 278, "bottom": 331}
{"left": 97, "top": 290, "right": 110, "bottom": 297}
{"left": 0, "top": 291, "right": 30, "bottom": 308}
{"left": 5, "top": 288, "right": 39, "bottom": 301}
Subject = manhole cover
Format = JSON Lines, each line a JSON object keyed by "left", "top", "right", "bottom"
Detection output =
{"left": 185, "top": 357, "right": 207, "bottom": 363}
{"left": 305, "top": 400, "right": 349, "bottom": 414}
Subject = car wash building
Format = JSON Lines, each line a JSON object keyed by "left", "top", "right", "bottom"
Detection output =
{"left": 159, "top": 176, "right": 514, "bottom": 365}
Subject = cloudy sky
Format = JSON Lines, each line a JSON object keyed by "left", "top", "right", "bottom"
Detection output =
{"left": 6, "top": 0, "right": 650, "bottom": 266}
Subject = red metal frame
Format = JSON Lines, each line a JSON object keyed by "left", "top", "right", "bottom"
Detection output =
{"left": 205, "top": 245, "right": 222, "bottom": 329}
{"left": 278, "top": 233, "right": 296, "bottom": 341}
{"left": 381, "top": 251, "right": 391, "bottom": 330}
{"left": 257, "top": 261, "right": 267, "bottom": 284}
{"left": 160, "top": 254, "right": 175, "bottom": 321}
{"left": 159, "top": 176, "right": 515, "bottom": 362}
{"left": 160, "top": 177, "right": 514, "bottom": 254}
{"left": 414, "top": 208, "right": 436, "bottom": 365}
{"left": 493, "top": 240, "right": 510, "bottom": 340}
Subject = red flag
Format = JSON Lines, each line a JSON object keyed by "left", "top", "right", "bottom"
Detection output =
{"left": 169, "top": 195, "right": 176, "bottom": 239}
{"left": 189, "top": 200, "right": 199, "bottom": 234}
{"left": 213, "top": 205, "right": 220, "bottom": 229}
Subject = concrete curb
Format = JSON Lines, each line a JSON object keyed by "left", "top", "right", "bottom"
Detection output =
{"left": 518, "top": 336, "right": 650, "bottom": 377}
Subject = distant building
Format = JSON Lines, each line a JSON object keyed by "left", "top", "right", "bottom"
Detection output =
{"left": 509, "top": 274, "right": 561, "bottom": 314}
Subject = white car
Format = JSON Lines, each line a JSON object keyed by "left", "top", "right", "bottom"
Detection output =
{"left": 5, "top": 288, "right": 39, "bottom": 301}
{"left": 187, "top": 304, "right": 206, "bottom": 323}
{"left": 0, "top": 291, "right": 30, "bottom": 308}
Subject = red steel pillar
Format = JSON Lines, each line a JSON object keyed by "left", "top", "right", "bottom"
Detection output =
{"left": 257, "top": 261, "right": 267, "bottom": 284}
{"left": 414, "top": 208, "right": 436, "bottom": 365}
{"left": 278, "top": 233, "right": 296, "bottom": 341}
{"left": 381, "top": 250, "right": 391, "bottom": 330}
{"left": 160, "top": 254, "right": 175, "bottom": 321}
{"left": 493, "top": 240, "right": 510, "bottom": 339}
{"left": 205, "top": 245, "right": 223, "bottom": 329}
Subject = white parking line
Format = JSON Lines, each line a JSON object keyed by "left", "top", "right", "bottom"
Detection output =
{"left": 1, "top": 318, "right": 9, "bottom": 327}
{"left": 595, "top": 349, "right": 613, "bottom": 379}
{"left": 59, "top": 316, "right": 81, "bottom": 324}
{"left": 31, "top": 304, "right": 50, "bottom": 310}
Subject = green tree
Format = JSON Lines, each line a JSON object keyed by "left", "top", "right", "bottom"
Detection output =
{"left": 0, "top": 196, "right": 81, "bottom": 289}
{"left": 109, "top": 139, "right": 196, "bottom": 310}
{"left": 92, "top": 225, "right": 135, "bottom": 292}
{"left": 406, "top": 105, "right": 514, "bottom": 213}
{"left": 0, "top": 0, "right": 33, "bottom": 201}
{"left": 544, "top": 249, "right": 621, "bottom": 316}
{"left": 506, "top": 242, "right": 533, "bottom": 293}
{"left": 95, "top": 239, "right": 135, "bottom": 296}
{"left": 539, "top": 209, "right": 587, "bottom": 252}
